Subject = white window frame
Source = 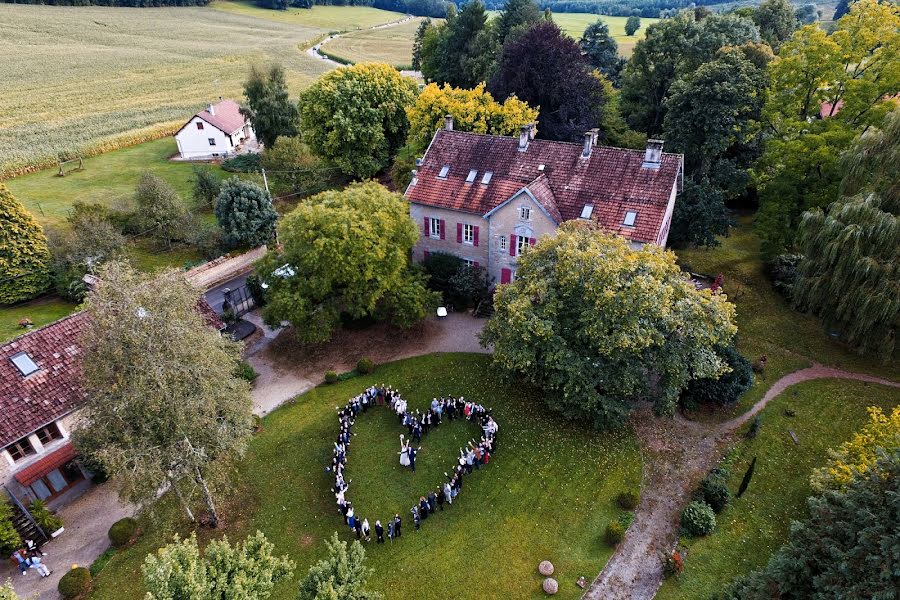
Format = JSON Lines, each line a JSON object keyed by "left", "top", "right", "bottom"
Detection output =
{"left": 516, "top": 235, "right": 530, "bottom": 256}
{"left": 499, "top": 235, "right": 507, "bottom": 251}
{"left": 429, "top": 218, "right": 441, "bottom": 239}
{"left": 463, "top": 258, "right": 475, "bottom": 268}
{"left": 462, "top": 223, "right": 475, "bottom": 245}
{"left": 10, "top": 352, "right": 38, "bottom": 376}
{"left": 520, "top": 206, "right": 531, "bottom": 220}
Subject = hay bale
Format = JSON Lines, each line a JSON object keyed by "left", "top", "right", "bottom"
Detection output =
{"left": 542, "top": 577, "right": 559, "bottom": 595}
{"left": 538, "top": 560, "right": 555, "bottom": 576}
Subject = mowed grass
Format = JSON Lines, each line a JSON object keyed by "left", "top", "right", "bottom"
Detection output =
{"left": 675, "top": 214, "right": 899, "bottom": 424}
{"left": 325, "top": 18, "right": 433, "bottom": 67}
{"left": 657, "top": 378, "right": 900, "bottom": 600}
{"left": 211, "top": 0, "right": 404, "bottom": 31}
{"left": 0, "top": 296, "right": 79, "bottom": 343}
{"left": 551, "top": 13, "right": 659, "bottom": 56}
{"left": 88, "top": 353, "right": 642, "bottom": 600}
{"left": 6, "top": 138, "right": 214, "bottom": 228}
{"left": 0, "top": 3, "right": 337, "bottom": 178}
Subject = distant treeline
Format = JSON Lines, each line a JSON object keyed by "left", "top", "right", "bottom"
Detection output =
{"left": 533, "top": 0, "right": 735, "bottom": 17}
{"left": 1, "top": 0, "right": 210, "bottom": 5}
{"left": 253, "top": 0, "right": 449, "bottom": 18}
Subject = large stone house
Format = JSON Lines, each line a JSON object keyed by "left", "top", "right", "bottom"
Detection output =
{"left": 0, "top": 303, "right": 222, "bottom": 511}
{"left": 405, "top": 119, "right": 684, "bottom": 284}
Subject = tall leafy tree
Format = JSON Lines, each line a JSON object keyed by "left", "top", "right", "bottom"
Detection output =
{"left": 298, "top": 533, "right": 381, "bottom": 600}
{"left": 717, "top": 450, "right": 900, "bottom": 600}
{"left": 753, "top": 0, "right": 900, "bottom": 258}
{"left": 756, "top": 0, "right": 799, "bottom": 49}
{"left": 242, "top": 64, "right": 299, "bottom": 149}
{"left": 480, "top": 222, "right": 737, "bottom": 429}
{"left": 0, "top": 184, "right": 51, "bottom": 305}
{"left": 667, "top": 178, "right": 730, "bottom": 248}
{"left": 791, "top": 109, "right": 900, "bottom": 357}
{"left": 214, "top": 177, "right": 277, "bottom": 249}
{"left": 619, "top": 12, "right": 760, "bottom": 134}
{"left": 134, "top": 172, "right": 189, "bottom": 247}
{"left": 259, "top": 182, "right": 438, "bottom": 343}
{"left": 624, "top": 15, "right": 641, "bottom": 35}
{"left": 260, "top": 135, "right": 333, "bottom": 199}
{"left": 580, "top": 19, "right": 621, "bottom": 77}
{"left": 405, "top": 82, "right": 538, "bottom": 150}
{"left": 495, "top": 0, "right": 541, "bottom": 43}
{"left": 488, "top": 21, "right": 606, "bottom": 142}
{"left": 74, "top": 262, "right": 254, "bottom": 528}
{"left": 143, "top": 531, "right": 294, "bottom": 600}
{"left": 411, "top": 17, "right": 431, "bottom": 70}
{"left": 299, "top": 63, "right": 417, "bottom": 179}
{"left": 419, "top": 1, "right": 494, "bottom": 87}
{"left": 796, "top": 3, "right": 819, "bottom": 24}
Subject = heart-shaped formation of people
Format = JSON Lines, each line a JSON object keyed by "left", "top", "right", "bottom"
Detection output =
{"left": 330, "top": 385, "right": 500, "bottom": 544}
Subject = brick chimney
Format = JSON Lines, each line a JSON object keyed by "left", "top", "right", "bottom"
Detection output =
{"left": 444, "top": 115, "right": 453, "bottom": 131}
{"left": 642, "top": 139, "right": 664, "bottom": 169}
{"left": 518, "top": 124, "right": 531, "bottom": 152}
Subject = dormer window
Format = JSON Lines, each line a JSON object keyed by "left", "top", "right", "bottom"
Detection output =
{"left": 580, "top": 205, "right": 594, "bottom": 219}
{"left": 438, "top": 165, "right": 450, "bottom": 179}
{"left": 465, "top": 169, "right": 477, "bottom": 183}
{"left": 623, "top": 211, "right": 638, "bottom": 227}
{"left": 10, "top": 352, "right": 38, "bottom": 377}
{"left": 481, "top": 171, "right": 493, "bottom": 184}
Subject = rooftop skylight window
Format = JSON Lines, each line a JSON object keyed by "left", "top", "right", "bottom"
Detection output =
{"left": 580, "top": 205, "right": 594, "bottom": 219}
{"left": 623, "top": 211, "right": 638, "bottom": 227}
{"left": 481, "top": 171, "right": 493, "bottom": 184}
{"left": 438, "top": 165, "right": 450, "bottom": 179}
{"left": 465, "top": 169, "right": 477, "bottom": 183}
{"left": 10, "top": 352, "right": 38, "bottom": 377}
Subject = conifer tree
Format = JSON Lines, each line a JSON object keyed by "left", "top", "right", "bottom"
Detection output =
{"left": 0, "top": 184, "right": 51, "bottom": 305}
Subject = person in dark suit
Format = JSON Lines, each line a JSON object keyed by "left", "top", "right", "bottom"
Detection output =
{"left": 419, "top": 496, "right": 430, "bottom": 520}
{"left": 375, "top": 520, "right": 385, "bottom": 543}
{"left": 393, "top": 514, "right": 402, "bottom": 538}
{"left": 427, "top": 491, "right": 437, "bottom": 513}
{"left": 408, "top": 446, "right": 421, "bottom": 471}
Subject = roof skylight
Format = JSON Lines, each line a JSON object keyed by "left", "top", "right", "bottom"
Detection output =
{"left": 10, "top": 352, "right": 39, "bottom": 377}
{"left": 438, "top": 165, "right": 450, "bottom": 179}
{"left": 580, "top": 205, "right": 594, "bottom": 219}
{"left": 481, "top": 171, "right": 493, "bottom": 184}
{"left": 466, "top": 169, "right": 477, "bottom": 183}
{"left": 623, "top": 211, "right": 638, "bottom": 226}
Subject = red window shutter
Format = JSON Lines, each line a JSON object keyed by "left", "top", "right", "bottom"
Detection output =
{"left": 423, "top": 250, "right": 429, "bottom": 261}
{"left": 500, "top": 268, "right": 511, "bottom": 284}
{"left": 529, "top": 237, "right": 536, "bottom": 247}
{"left": 457, "top": 222, "right": 463, "bottom": 243}
{"left": 509, "top": 235, "right": 516, "bottom": 256}
{"left": 473, "top": 226, "right": 479, "bottom": 246}
{"left": 440, "top": 220, "right": 446, "bottom": 240}
{"left": 474, "top": 261, "right": 480, "bottom": 269}
{"left": 423, "top": 217, "right": 429, "bottom": 235}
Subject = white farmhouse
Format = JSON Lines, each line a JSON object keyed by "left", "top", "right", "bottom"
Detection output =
{"left": 174, "top": 99, "right": 255, "bottom": 160}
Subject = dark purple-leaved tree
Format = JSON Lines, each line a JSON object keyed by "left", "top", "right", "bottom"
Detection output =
{"left": 488, "top": 21, "right": 606, "bottom": 142}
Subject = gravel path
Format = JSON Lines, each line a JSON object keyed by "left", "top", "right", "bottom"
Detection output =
{"left": 583, "top": 363, "right": 900, "bottom": 600}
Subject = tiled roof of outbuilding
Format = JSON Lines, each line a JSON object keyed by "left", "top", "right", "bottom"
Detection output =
{"left": 406, "top": 130, "right": 683, "bottom": 244}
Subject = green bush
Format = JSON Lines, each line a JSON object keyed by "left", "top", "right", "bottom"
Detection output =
{"left": 221, "top": 153, "right": 261, "bottom": 173}
{"left": 234, "top": 361, "right": 259, "bottom": 382}
{"left": 108, "top": 517, "right": 138, "bottom": 548}
{"left": 696, "top": 475, "right": 731, "bottom": 513}
{"left": 0, "top": 502, "right": 21, "bottom": 556}
{"left": 680, "top": 344, "right": 754, "bottom": 408}
{"left": 29, "top": 499, "right": 63, "bottom": 533}
{"left": 325, "top": 370, "right": 338, "bottom": 384}
{"left": 616, "top": 490, "right": 640, "bottom": 510}
{"left": 681, "top": 501, "right": 716, "bottom": 536}
{"left": 357, "top": 357, "right": 374, "bottom": 374}
{"left": 58, "top": 567, "right": 92, "bottom": 599}
{"left": 604, "top": 520, "right": 625, "bottom": 545}
{"left": 0, "top": 184, "right": 51, "bottom": 304}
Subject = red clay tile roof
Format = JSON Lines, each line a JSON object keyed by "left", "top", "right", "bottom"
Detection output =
{"left": 406, "top": 130, "right": 683, "bottom": 244}
{"left": 176, "top": 99, "right": 248, "bottom": 136}
{"left": 0, "top": 299, "right": 223, "bottom": 448}
{"left": 14, "top": 442, "right": 77, "bottom": 486}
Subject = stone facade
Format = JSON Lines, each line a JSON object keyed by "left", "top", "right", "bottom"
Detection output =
{"left": 410, "top": 204, "right": 489, "bottom": 269}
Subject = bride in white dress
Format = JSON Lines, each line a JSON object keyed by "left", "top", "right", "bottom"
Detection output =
{"left": 399, "top": 435, "right": 411, "bottom": 467}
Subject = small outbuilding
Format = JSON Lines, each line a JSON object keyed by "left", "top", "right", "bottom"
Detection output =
{"left": 174, "top": 98, "right": 256, "bottom": 160}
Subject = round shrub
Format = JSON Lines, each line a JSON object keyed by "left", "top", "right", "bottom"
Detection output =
{"left": 697, "top": 476, "right": 731, "bottom": 513}
{"left": 616, "top": 490, "right": 640, "bottom": 510}
{"left": 604, "top": 520, "right": 625, "bottom": 545}
{"left": 108, "top": 517, "right": 138, "bottom": 548}
{"left": 58, "top": 567, "right": 92, "bottom": 599}
{"left": 325, "top": 370, "right": 338, "bottom": 384}
{"left": 681, "top": 501, "right": 716, "bottom": 537}
{"left": 357, "top": 357, "right": 374, "bottom": 374}
{"left": 680, "top": 344, "right": 753, "bottom": 408}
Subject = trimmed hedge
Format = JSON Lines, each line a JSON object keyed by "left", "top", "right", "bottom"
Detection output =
{"left": 604, "top": 520, "right": 625, "bottom": 545}
{"left": 357, "top": 357, "right": 374, "bottom": 374}
{"left": 325, "top": 370, "right": 338, "bottom": 384}
{"left": 681, "top": 501, "right": 716, "bottom": 537}
{"left": 108, "top": 517, "right": 138, "bottom": 548}
{"left": 616, "top": 490, "right": 640, "bottom": 510}
{"left": 58, "top": 567, "right": 92, "bottom": 600}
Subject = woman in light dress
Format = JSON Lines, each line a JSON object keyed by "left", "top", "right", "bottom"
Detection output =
{"left": 399, "top": 434, "right": 411, "bottom": 467}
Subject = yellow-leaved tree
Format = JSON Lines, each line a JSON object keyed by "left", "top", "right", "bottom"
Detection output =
{"left": 406, "top": 83, "right": 538, "bottom": 151}
{"left": 810, "top": 405, "right": 900, "bottom": 492}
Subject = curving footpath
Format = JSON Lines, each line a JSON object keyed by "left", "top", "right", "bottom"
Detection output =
{"left": 306, "top": 15, "right": 415, "bottom": 68}
{"left": 583, "top": 363, "right": 900, "bottom": 600}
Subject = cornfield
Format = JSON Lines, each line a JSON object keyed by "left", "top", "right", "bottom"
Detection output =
{"left": 0, "top": 4, "right": 336, "bottom": 179}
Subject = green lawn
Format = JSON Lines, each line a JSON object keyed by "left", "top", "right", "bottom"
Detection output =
{"left": 0, "top": 296, "right": 79, "bottom": 343}
{"left": 211, "top": 0, "right": 405, "bottom": 31}
{"left": 6, "top": 137, "right": 216, "bottom": 229}
{"left": 325, "top": 17, "right": 434, "bottom": 68}
{"left": 550, "top": 13, "right": 659, "bottom": 56}
{"left": 675, "top": 214, "right": 899, "bottom": 423}
{"left": 88, "top": 353, "right": 641, "bottom": 600}
{"left": 657, "top": 378, "right": 900, "bottom": 600}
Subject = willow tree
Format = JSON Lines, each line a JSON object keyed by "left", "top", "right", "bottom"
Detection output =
{"left": 74, "top": 262, "right": 253, "bottom": 527}
{"left": 793, "top": 109, "right": 900, "bottom": 357}
{"left": 481, "top": 222, "right": 737, "bottom": 429}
